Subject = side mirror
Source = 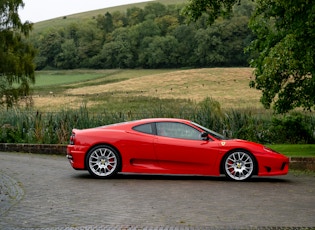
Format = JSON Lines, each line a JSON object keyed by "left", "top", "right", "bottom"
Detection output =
{"left": 201, "top": 132, "right": 209, "bottom": 141}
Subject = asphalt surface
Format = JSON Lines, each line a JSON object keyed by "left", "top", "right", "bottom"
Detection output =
{"left": 0, "top": 151, "right": 314, "bottom": 230}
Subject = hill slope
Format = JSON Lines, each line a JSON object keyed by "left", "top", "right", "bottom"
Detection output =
{"left": 33, "top": 0, "right": 186, "bottom": 32}
{"left": 32, "top": 68, "right": 263, "bottom": 111}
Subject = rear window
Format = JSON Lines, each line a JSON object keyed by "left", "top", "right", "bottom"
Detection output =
{"left": 133, "top": 123, "right": 153, "bottom": 134}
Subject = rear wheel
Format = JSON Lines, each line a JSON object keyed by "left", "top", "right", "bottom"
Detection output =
{"left": 86, "top": 145, "right": 121, "bottom": 178}
{"left": 223, "top": 150, "right": 255, "bottom": 181}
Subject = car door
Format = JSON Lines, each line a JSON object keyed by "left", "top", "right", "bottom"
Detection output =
{"left": 154, "top": 122, "right": 221, "bottom": 175}
{"left": 122, "top": 123, "right": 158, "bottom": 172}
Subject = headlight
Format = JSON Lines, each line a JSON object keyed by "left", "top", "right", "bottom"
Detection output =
{"left": 263, "top": 146, "right": 280, "bottom": 154}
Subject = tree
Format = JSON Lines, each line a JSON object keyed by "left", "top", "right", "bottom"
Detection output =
{"left": 219, "top": 16, "right": 252, "bottom": 66}
{"left": 55, "top": 39, "right": 79, "bottom": 69}
{"left": 96, "top": 12, "right": 114, "bottom": 33}
{"left": 172, "top": 24, "right": 197, "bottom": 66}
{"left": 139, "top": 35, "right": 179, "bottom": 68}
{"left": 77, "top": 21, "right": 104, "bottom": 68}
{"left": 126, "top": 7, "right": 144, "bottom": 26}
{"left": 143, "top": 2, "right": 167, "bottom": 19}
{"left": 183, "top": 0, "right": 315, "bottom": 113}
{"left": 155, "top": 15, "right": 179, "bottom": 36}
{"left": 247, "top": 0, "right": 315, "bottom": 113}
{"left": 36, "top": 31, "right": 63, "bottom": 68}
{"left": 182, "top": 0, "right": 237, "bottom": 24}
{"left": 99, "top": 27, "right": 135, "bottom": 68}
{"left": 0, "top": 0, "right": 35, "bottom": 107}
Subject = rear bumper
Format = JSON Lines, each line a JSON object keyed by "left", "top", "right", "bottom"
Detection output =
{"left": 66, "top": 145, "right": 88, "bottom": 169}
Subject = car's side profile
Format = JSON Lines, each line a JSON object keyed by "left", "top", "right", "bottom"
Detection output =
{"left": 66, "top": 118, "right": 289, "bottom": 181}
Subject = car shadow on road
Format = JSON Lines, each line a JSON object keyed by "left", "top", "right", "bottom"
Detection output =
{"left": 71, "top": 172, "right": 291, "bottom": 183}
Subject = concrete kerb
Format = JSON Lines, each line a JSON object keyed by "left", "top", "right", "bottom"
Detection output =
{"left": 0, "top": 143, "right": 314, "bottom": 172}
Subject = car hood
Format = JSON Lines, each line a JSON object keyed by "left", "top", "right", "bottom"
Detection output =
{"left": 225, "top": 138, "right": 264, "bottom": 148}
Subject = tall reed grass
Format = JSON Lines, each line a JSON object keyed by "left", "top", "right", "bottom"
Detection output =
{"left": 0, "top": 98, "right": 314, "bottom": 144}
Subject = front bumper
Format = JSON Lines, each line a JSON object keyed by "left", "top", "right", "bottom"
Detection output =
{"left": 257, "top": 154, "right": 290, "bottom": 176}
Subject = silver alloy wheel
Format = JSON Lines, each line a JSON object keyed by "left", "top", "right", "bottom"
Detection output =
{"left": 88, "top": 146, "right": 118, "bottom": 177}
{"left": 224, "top": 151, "right": 254, "bottom": 181}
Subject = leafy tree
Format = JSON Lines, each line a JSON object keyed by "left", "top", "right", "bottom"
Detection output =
{"left": 182, "top": 0, "right": 236, "bottom": 23}
{"left": 219, "top": 16, "right": 251, "bottom": 66}
{"left": 193, "top": 27, "right": 225, "bottom": 66}
{"left": 144, "top": 2, "right": 167, "bottom": 19}
{"left": 139, "top": 35, "right": 179, "bottom": 68}
{"left": 0, "top": 0, "right": 35, "bottom": 107}
{"left": 172, "top": 24, "right": 197, "bottom": 66}
{"left": 36, "top": 31, "right": 63, "bottom": 68}
{"left": 76, "top": 21, "right": 104, "bottom": 68}
{"left": 111, "top": 11, "right": 127, "bottom": 28}
{"left": 126, "top": 7, "right": 145, "bottom": 26}
{"left": 183, "top": 0, "right": 315, "bottom": 113}
{"left": 155, "top": 15, "right": 179, "bottom": 35}
{"left": 30, "top": 2, "right": 252, "bottom": 70}
{"left": 248, "top": 0, "right": 315, "bottom": 113}
{"left": 67, "top": 23, "right": 80, "bottom": 44}
{"left": 133, "top": 20, "right": 161, "bottom": 39}
{"left": 129, "top": 19, "right": 161, "bottom": 51}
{"left": 55, "top": 39, "right": 79, "bottom": 69}
{"left": 98, "top": 27, "right": 135, "bottom": 68}
{"left": 96, "top": 12, "right": 114, "bottom": 33}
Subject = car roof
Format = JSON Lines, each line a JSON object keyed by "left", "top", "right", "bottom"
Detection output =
{"left": 101, "top": 118, "right": 191, "bottom": 129}
{"left": 136, "top": 118, "right": 190, "bottom": 123}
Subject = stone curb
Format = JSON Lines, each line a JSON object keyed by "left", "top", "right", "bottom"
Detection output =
{"left": 0, "top": 143, "right": 67, "bottom": 155}
{"left": 0, "top": 143, "right": 314, "bottom": 171}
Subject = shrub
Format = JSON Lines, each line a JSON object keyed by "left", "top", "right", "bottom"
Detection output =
{"left": 267, "top": 113, "right": 315, "bottom": 144}
{"left": 223, "top": 109, "right": 270, "bottom": 143}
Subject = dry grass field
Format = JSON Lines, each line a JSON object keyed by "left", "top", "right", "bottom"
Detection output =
{"left": 31, "top": 68, "right": 263, "bottom": 112}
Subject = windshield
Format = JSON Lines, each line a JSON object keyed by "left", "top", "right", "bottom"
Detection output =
{"left": 191, "top": 122, "right": 229, "bottom": 140}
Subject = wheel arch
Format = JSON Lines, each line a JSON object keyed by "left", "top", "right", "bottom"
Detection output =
{"left": 220, "top": 148, "right": 259, "bottom": 175}
{"left": 84, "top": 143, "right": 122, "bottom": 172}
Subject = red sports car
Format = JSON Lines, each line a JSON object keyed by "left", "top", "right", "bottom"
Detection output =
{"left": 66, "top": 118, "right": 289, "bottom": 181}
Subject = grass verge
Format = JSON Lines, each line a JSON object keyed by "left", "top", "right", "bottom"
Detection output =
{"left": 267, "top": 144, "right": 315, "bottom": 157}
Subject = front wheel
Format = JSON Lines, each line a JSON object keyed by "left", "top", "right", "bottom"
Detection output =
{"left": 86, "top": 145, "right": 121, "bottom": 178}
{"left": 223, "top": 150, "right": 255, "bottom": 181}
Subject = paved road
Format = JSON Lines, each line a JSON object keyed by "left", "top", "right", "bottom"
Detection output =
{"left": 0, "top": 152, "right": 314, "bottom": 230}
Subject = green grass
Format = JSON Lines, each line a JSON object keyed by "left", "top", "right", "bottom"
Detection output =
{"left": 267, "top": 144, "right": 315, "bottom": 157}
{"left": 32, "top": 69, "right": 176, "bottom": 95}
{"left": 34, "top": 69, "right": 176, "bottom": 87}
{"left": 34, "top": 69, "right": 119, "bottom": 87}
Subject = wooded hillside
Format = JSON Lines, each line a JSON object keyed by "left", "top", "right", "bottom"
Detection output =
{"left": 29, "top": 0, "right": 255, "bottom": 70}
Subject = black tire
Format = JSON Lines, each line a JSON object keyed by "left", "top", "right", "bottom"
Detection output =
{"left": 85, "top": 145, "right": 121, "bottom": 178}
{"left": 223, "top": 150, "right": 255, "bottom": 181}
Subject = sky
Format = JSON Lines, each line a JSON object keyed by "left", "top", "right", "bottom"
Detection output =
{"left": 19, "top": 0, "right": 152, "bottom": 23}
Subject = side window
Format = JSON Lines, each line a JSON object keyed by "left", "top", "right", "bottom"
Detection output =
{"left": 156, "top": 122, "right": 201, "bottom": 140}
{"left": 133, "top": 123, "right": 153, "bottom": 134}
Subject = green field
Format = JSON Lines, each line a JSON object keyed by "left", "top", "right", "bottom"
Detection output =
{"left": 34, "top": 69, "right": 177, "bottom": 87}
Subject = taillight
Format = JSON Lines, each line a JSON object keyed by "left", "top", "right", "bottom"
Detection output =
{"left": 70, "top": 132, "right": 75, "bottom": 145}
